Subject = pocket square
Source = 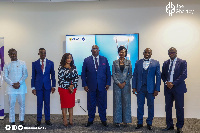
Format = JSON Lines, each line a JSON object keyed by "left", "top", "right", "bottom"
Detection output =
{"left": 102, "top": 63, "right": 105, "bottom": 65}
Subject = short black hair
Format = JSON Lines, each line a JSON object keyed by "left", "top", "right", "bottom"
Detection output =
{"left": 168, "top": 47, "right": 177, "bottom": 52}
{"left": 8, "top": 48, "right": 17, "bottom": 55}
{"left": 39, "top": 48, "right": 45, "bottom": 51}
{"left": 118, "top": 46, "right": 127, "bottom": 57}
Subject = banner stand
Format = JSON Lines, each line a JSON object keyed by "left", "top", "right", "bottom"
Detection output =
{"left": 0, "top": 37, "right": 5, "bottom": 120}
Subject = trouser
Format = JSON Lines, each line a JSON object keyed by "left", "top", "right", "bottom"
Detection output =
{"left": 87, "top": 88, "right": 107, "bottom": 122}
{"left": 36, "top": 85, "right": 51, "bottom": 121}
{"left": 8, "top": 94, "right": 25, "bottom": 123}
{"left": 165, "top": 90, "right": 184, "bottom": 128}
{"left": 137, "top": 85, "right": 154, "bottom": 125}
{"left": 113, "top": 84, "right": 132, "bottom": 123}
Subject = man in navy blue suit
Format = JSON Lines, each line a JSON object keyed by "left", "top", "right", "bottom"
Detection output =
{"left": 162, "top": 47, "right": 187, "bottom": 133}
{"left": 132, "top": 48, "right": 161, "bottom": 130}
{"left": 82, "top": 45, "right": 111, "bottom": 127}
{"left": 31, "top": 48, "right": 56, "bottom": 127}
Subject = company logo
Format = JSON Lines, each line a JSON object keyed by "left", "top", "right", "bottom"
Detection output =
{"left": 69, "top": 37, "right": 86, "bottom": 42}
{"left": 166, "top": 2, "right": 194, "bottom": 16}
{"left": 82, "top": 37, "right": 85, "bottom": 41}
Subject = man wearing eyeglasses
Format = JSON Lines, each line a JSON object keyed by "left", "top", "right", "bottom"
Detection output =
{"left": 161, "top": 47, "right": 187, "bottom": 133}
{"left": 82, "top": 45, "right": 111, "bottom": 127}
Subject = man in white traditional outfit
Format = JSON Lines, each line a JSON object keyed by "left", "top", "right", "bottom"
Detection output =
{"left": 3, "top": 48, "right": 28, "bottom": 126}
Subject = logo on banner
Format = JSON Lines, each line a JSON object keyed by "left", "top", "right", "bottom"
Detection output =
{"left": 166, "top": 2, "right": 194, "bottom": 16}
{"left": 69, "top": 37, "right": 86, "bottom": 42}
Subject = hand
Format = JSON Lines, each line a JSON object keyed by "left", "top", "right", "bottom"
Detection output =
{"left": 68, "top": 85, "right": 74, "bottom": 94}
{"left": 51, "top": 87, "right": 55, "bottom": 94}
{"left": 32, "top": 89, "right": 36, "bottom": 95}
{"left": 105, "top": 85, "right": 110, "bottom": 91}
{"left": 84, "top": 86, "right": 89, "bottom": 92}
{"left": 12, "top": 82, "right": 20, "bottom": 89}
{"left": 118, "top": 83, "right": 123, "bottom": 89}
{"left": 69, "top": 88, "right": 74, "bottom": 94}
{"left": 132, "top": 88, "right": 137, "bottom": 95}
{"left": 154, "top": 91, "right": 159, "bottom": 96}
{"left": 166, "top": 82, "right": 174, "bottom": 89}
{"left": 121, "top": 82, "right": 126, "bottom": 88}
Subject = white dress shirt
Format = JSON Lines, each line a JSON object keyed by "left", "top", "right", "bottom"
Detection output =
{"left": 92, "top": 55, "right": 99, "bottom": 71}
{"left": 168, "top": 57, "right": 177, "bottom": 82}
{"left": 143, "top": 58, "right": 151, "bottom": 70}
{"left": 3, "top": 60, "right": 28, "bottom": 94}
{"left": 40, "top": 58, "right": 46, "bottom": 74}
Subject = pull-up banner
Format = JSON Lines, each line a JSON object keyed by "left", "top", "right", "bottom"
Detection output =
{"left": 0, "top": 37, "right": 5, "bottom": 119}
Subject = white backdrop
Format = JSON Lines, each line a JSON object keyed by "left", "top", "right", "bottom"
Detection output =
{"left": 0, "top": 0, "right": 200, "bottom": 119}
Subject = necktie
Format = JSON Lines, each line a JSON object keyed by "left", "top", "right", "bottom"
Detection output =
{"left": 167, "top": 60, "right": 173, "bottom": 81}
{"left": 95, "top": 57, "right": 98, "bottom": 70}
{"left": 41, "top": 60, "right": 44, "bottom": 72}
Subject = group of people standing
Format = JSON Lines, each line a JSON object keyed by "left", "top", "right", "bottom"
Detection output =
{"left": 3, "top": 45, "right": 187, "bottom": 133}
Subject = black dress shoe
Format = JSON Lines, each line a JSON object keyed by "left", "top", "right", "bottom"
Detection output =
{"left": 147, "top": 124, "right": 152, "bottom": 130}
{"left": 135, "top": 124, "right": 143, "bottom": 129}
{"left": 35, "top": 121, "right": 41, "bottom": 127}
{"left": 45, "top": 120, "right": 52, "bottom": 126}
{"left": 10, "top": 122, "right": 15, "bottom": 125}
{"left": 162, "top": 126, "right": 174, "bottom": 131}
{"left": 115, "top": 123, "right": 120, "bottom": 127}
{"left": 177, "top": 128, "right": 183, "bottom": 133}
{"left": 102, "top": 121, "right": 108, "bottom": 127}
{"left": 85, "top": 121, "right": 93, "bottom": 127}
{"left": 19, "top": 121, "right": 25, "bottom": 127}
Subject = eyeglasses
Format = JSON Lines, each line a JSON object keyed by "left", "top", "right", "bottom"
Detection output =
{"left": 168, "top": 52, "right": 176, "bottom": 55}
{"left": 92, "top": 48, "right": 99, "bottom": 51}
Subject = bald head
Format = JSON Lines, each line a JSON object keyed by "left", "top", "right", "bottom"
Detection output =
{"left": 143, "top": 48, "right": 152, "bottom": 59}
{"left": 91, "top": 45, "right": 99, "bottom": 57}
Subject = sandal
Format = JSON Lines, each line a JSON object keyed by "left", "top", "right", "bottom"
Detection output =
{"left": 69, "top": 122, "right": 73, "bottom": 126}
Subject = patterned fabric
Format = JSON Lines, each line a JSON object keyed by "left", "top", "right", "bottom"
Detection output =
{"left": 112, "top": 59, "right": 132, "bottom": 123}
{"left": 8, "top": 94, "right": 25, "bottom": 122}
{"left": 3, "top": 60, "right": 28, "bottom": 94}
{"left": 58, "top": 66, "right": 79, "bottom": 89}
{"left": 143, "top": 58, "right": 151, "bottom": 70}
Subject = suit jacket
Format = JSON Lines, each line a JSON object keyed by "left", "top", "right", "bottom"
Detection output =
{"left": 112, "top": 59, "right": 132, "bottom": 85}
{"left": 161, "top": 58, "right": 187, "bottom": 94}
{"left": 81, "top": 55, "right": 111, "bottom": 91}
{"left": 132, "top": 59, "right": 161, "bottom": 93}
{"left": 31, "top": 59, "right": 56, "bottom": 90}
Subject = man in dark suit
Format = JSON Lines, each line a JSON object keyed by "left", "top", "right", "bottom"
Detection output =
{"left": 162, "top": 47, "right": 187, "bottom": 133}
{"left": 31, "top": 48, "right": 56, "bottom": 127}
{"left": 81, "top": 45, "right": 111, "bottom": 127}
{"left": 132, "top": 48, "right": 161, "bottom": 130}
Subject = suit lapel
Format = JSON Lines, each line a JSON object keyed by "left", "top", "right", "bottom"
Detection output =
{"left": 37, "top": 59, "right": 43, "bottom": 73}
{"left": 174, "top": 58, "right": 180, "bottom": 73}
{"left": 90, "top": 56, "right": 96, "bottom": 71}
{"left": 44, "top": 59, "right": 49, "bottom": 75}
{"left": 165, "top": 59, "right": 170, "bottom": 73}
{"left": 99, "top": 56, "right": 102, "bottom": 68}
{"left": 139, "top": 60, "right": 143, "bottom": 74}
{"left": 123, "top": 59, "right": 128, "bottom": 74}
{"left": 148, "top": 59, "right": 153, "bottom": 73}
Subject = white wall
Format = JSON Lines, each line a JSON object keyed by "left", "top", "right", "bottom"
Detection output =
{"left": 0, "top": 0, "right": 200, "bottom": 118}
